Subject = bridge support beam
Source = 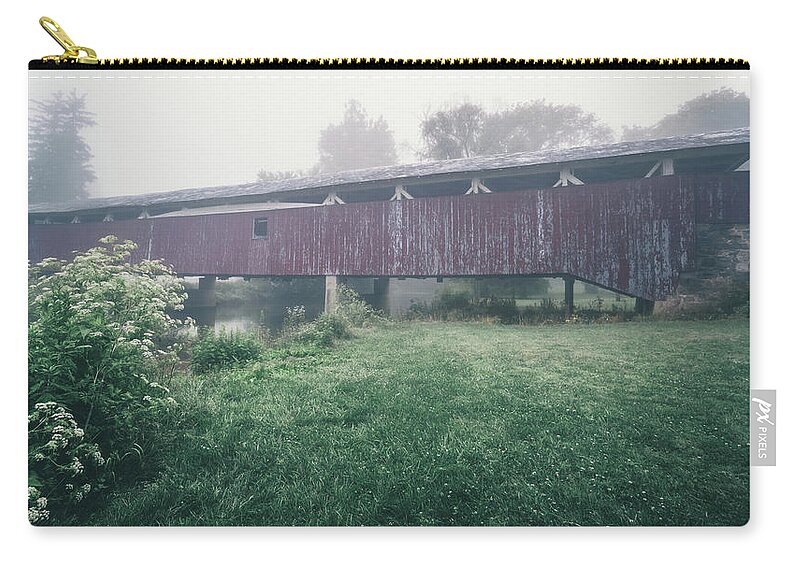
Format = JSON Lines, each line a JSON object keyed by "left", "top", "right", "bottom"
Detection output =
{"left": 197, "top": 276, "right": 217, "bottom": 307}
{"left": 183, "top": 276, "right": 218, "bottom": 328}
{"left": 324, "top": 275, "right": 339, "bottom": 314}
{"left": 564, "top": 276, "right": 575, "bottom": 317}
{"left": 635, "top": 297, "right": 655, "bottom": 315}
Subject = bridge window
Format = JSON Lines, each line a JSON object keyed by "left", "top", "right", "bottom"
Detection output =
{"left": 252, "top": 218, "right": 268, "bottom": 239}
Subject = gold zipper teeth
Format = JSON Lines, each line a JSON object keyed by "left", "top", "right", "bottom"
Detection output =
{"left": 88, "top": 57, "right": 748, "bottom": 68}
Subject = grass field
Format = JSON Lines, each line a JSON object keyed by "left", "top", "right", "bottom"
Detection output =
{"left": 91, "top": 319, "right": 749, "bottom": 526}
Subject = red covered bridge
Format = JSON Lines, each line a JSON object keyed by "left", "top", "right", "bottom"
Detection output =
{"left": 29, "top": 129, "right": 749, "bottom": 313}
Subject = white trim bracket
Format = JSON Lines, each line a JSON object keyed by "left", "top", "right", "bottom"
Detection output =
{"left": 645, "top": 158, "right": 675, "bottom": 177}
{"left": 390, "top": 184, "right": 414, "bottom": 201}
{"left": 553, "top": 168, "right": 584, "bottom": 187}
{"left": 322, "top": 192, "right": 345, "bottom": 205}
{"left": 465, "top": 178, "right": 492, "bottom": 195}
{"left": 734, "top": 158, "right": 750, "bottom": 172}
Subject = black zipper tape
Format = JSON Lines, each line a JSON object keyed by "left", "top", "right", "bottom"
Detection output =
{"left": 29, "top": 57, "right": 750, "bottom": 71}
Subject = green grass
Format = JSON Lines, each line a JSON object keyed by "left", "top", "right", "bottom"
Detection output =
{"left": 91, "top": 319, "right": 749, "bottom": 526}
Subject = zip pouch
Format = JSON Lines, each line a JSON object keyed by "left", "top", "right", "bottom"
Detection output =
{"left": 28, "top": 17, "right": 750, "bottom": 527}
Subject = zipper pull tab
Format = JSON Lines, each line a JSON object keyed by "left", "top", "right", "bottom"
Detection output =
{"left": 39, "top": 16, "right": 98, "bottom": 64}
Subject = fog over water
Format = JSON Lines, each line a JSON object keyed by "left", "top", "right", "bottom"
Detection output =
{"left": 28, "top": 70, "right": 750, "bottom": 199}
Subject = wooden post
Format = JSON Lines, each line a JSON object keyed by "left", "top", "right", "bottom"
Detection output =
{"left": 564, "top": 276, "right": 575, "bottom": 317}
{"left": 324, "top": 275, "right": 339, "bottom": 313}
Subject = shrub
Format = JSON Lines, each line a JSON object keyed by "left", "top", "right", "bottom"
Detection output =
{"left": 518, "top": 298, "right": 565, "bottom": 324}
{"left": 335, "top": 285, "right": 384, "bottom": 327}
{"left": 408, "top": 292, "right": 517, "bottom": 323}
{"left": 190, "top": 328, "right": 264, "bottom": 373}
{"left": 315, "top": 312, "right": 351, "bottom": 340}
{"left": 28, "top": 236, "right": 187, "bottom": 521}
{"left": 653, "top": 277, "right": 750, "bottom": 319}
{"left": 410, "top": 292, "right": 636, "bottom": 325}
{"left": 715, "top": 278, "right": 750, "bottom": 316}
{"left": 283, "top": 305, "right": 307, "bottom": 332}
{"left": 434, "top": 290, "right": 473, "bottom": 313}
{"left": 477, "top": 297, "right": 518, "bottom": 324}
{"left": 285, "top": 313, "right": 351, "bottom": 348}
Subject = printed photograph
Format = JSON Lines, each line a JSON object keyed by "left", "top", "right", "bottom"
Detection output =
{"left": 28, "top": 68, "right": 750, "bottom": 526}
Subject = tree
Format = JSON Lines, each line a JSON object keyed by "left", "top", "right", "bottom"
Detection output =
{"left": 419, "top": 101, "right": 613, "bottom": 160}
{"left": 256, "top": 169, "right": 307, "bottom": 182}
{"left": 420, "top": 103, "right": 486, "bottom": 160}
{"left": 29, "top": 90, "right": 96, "bottom": 204}
{"left": 622, "top": 88, "right": 749, "bottom": 141}
{"left": 480, "top": 101, "right": 613, "bottom": 154}
{"left": 316, "top": 100, "right": 398, "bottom": 173}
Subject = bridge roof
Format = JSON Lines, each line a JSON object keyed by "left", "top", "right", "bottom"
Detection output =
{"left": 30, "top": 128, "right": 749, "bottom": 215}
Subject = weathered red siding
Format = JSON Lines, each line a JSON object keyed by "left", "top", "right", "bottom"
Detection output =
{"left": 28, "top": 174, "right": 749, "bottom": 300}
{"left": 694, "top": 172, "right": 750, "bottom": 223}
{"left": 29, "top": 219, "right": 152, "bottom": 265}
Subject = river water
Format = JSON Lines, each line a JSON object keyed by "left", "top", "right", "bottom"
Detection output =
{"left": 180, "top": 277, "right": 326, "bottom": 335}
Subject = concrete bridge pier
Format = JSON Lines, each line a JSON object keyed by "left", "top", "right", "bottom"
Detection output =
{"left": 324, "top": 275, "right": 339, "bottom": 313}
{"left": 198, "top": 276, "right": 217, "bottom": 304}
{"left": 635, "top": 297, "right": 655, "bottom": 315}
{"left": 563, "top": 276, "right": 575, "bottom": 316}
{"left": 183, "top": 276, "right": 218, "bottom": 328}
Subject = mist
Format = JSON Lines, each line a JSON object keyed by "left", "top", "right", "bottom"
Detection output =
{"left": 28, "top": 69, "right": 750, "bottom": 199}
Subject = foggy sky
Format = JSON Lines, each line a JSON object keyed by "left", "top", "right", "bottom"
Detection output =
{"left": 28, "top": 70, "right": 750, "bottom": 199}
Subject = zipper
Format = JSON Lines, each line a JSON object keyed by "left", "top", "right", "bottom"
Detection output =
{"left": 31, "top": 16, "right": 749, "bottom": 70}
{"left": 38, "top": 17, "right": 99, "bottom": 65}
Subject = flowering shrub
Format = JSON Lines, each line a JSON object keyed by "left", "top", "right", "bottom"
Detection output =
{"left": 28, "top": 402, "right": 106, "bottom": 524}
{"left": 28, "top": 236, "right": 187, "bottom": 493}
{"left": 27, "top": 486, "right": 49, "bottom": 525}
